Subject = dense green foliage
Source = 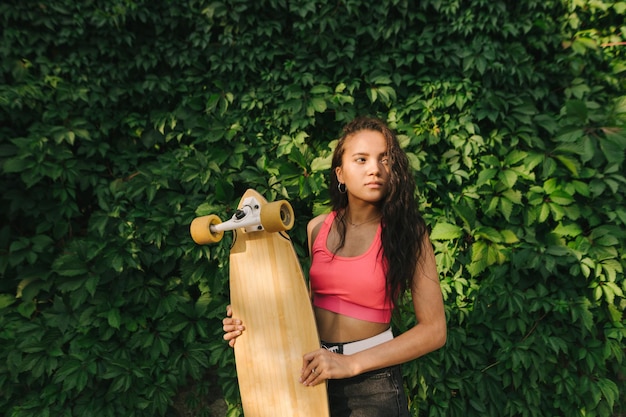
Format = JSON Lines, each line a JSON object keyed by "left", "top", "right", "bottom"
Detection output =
{"left": 1, "top": 1, "right": 625, "bottom": 416}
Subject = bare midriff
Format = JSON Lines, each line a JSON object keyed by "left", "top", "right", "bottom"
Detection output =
{"left": 314, "top": 307, "right": 390, "bottom": 343}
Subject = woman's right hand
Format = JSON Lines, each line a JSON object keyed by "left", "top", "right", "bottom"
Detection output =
{"left": 223, "top": 305, "right": 245, "bottom": 347}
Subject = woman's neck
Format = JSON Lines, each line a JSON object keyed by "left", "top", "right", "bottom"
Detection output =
{"left": 343, "top": 206, "right": 381, "bottom": 227}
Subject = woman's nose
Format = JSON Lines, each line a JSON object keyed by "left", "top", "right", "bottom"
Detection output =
{"left": 368, "top": 160, "right": 382, "bottom": 175}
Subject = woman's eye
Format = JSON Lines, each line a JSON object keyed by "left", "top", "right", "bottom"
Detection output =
{"left": 381, "top": 157, "right": 389, "bottom": 165}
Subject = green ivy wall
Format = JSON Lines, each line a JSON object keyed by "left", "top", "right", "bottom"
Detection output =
{"left": 1, "top": 1, "right": 625, "bottom": 416}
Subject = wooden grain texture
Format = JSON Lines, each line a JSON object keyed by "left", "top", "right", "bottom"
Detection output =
{"left": 229, "top": 189, "right": 329, "bottom": 417}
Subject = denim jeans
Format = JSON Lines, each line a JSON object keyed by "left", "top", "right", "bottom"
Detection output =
{"left": 327, "top": 365, "right": 410, "bottom": 417}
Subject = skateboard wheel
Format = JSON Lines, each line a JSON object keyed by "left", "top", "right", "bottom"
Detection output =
{"left": 260, "top": 201, "right": 295, "bottom": 233}
{"left": 190, "top": 214, "right": 224, "bottom": 244}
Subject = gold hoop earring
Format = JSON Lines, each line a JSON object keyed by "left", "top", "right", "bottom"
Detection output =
{"left": 338, "top": 183, "right": 347, "bottom": 194}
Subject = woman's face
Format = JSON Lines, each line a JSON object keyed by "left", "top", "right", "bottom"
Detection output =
{"left": 335, "top": 129, "right": 391, "bottom": 204}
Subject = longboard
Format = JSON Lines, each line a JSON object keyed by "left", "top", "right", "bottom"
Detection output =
{"left": 190, "top": 189, "right": 329, "bottom": 417}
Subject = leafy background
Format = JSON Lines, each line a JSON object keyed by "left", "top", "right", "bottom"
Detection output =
{"left": 1, "top": 1, "right": 625, "bottom": 416}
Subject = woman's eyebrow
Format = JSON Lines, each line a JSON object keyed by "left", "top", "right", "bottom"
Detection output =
{"left": 350, "top": 150, "right": 387, "bottom": 157}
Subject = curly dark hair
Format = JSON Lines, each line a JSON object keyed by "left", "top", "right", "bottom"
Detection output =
{"left": 329, "top": 116, "right": 427, "bottom": 307}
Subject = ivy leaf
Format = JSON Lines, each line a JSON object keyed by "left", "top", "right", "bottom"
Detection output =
{"left": 430, "top": 222, "right": 463, "bottom": 240}
{"left": 499, "top": 196, "right": 513, "bottom": 221}
{"left": 554, "top": 223, "right": 582, "bottom": 237}
{"left": 501, "top": 189, "right": 522, "bottom": 205}
{"left": 477, "top": 168, "right": 497, "bottom": 186}
{"left": 2, "top": 157, "right": 29, "bottom": 173}
{"left": 498, "top": 169, "right": 518, "bottom": 188}
{"left": 107, "top": 308, "right": 122, "bottom": 329}
{"left": 52, "top": 254, "right": 88, "bottom": 277}
{"left": 554, "top": 155, "right": 580, "bottom": 176}
{"left": 549, "top": 190, "right": 574, "bottom": 205}
{"left": 474, "top": 227, "right": 503, "bottom": 243}
{"left": 0, "top": 294, "right": 16, "bottom": 309}
{"left": 310, "top": 97, "right": 327, "bottom": 113}
{"left": 500, "top": 229, "right": 519, "bottom": 244}
{"left": 311, "top": 154, "right": 332, "bottom": 172}
{"left": 17, "top": 300, "right": 36, "bottom": 318}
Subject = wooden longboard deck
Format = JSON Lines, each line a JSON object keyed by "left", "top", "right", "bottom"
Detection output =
{"left": 229, "top": 189, "right": 329, "bottom": 417}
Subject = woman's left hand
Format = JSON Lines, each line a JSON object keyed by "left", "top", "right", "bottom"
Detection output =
{"left": 300, "top": 348, "right": 355, "bottom": 386}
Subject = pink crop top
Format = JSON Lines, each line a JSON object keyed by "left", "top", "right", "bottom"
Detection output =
{"left": 309, "top": 212, "right": 392, "bottom": 323}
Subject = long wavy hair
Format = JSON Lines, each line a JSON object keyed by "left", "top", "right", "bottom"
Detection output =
{"left": 329, "top": 116, "right": 427, "bottom": 307}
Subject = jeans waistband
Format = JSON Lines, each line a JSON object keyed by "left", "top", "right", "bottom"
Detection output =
{"left": 321, "top": 328, "right": 393, "bottom": 355}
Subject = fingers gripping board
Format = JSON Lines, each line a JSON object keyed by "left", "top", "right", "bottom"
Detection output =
{"left": 191, "top": 189, "right": 329, "bottom": 417}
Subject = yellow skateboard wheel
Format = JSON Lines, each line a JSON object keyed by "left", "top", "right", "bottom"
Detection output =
{"left": 260, "top": 201, "right": 294, "bottom": 233}
{"left": 190, "top": 214, "right": 224, "bottom": 244}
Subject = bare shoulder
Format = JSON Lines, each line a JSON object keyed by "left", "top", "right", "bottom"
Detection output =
{"left": 306, "top": 213, "right": 330, "bottom": 254}
{"left": 307, "top": 213, "right": 329, "bottom": 234}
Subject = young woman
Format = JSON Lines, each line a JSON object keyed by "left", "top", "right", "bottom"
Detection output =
{"left": 223, "top": 116, "right": 446, "bottom": 417}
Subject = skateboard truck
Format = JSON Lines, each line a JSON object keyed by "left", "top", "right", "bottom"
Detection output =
{"left": 190, "top": 195, "right": 295, "bottom": 245}
{"left": 214, "top": 197, "right": 264, "bottom": 234}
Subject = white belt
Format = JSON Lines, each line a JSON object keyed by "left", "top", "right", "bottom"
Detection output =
{"left": 324, "top": 328, "right": 394, "bottom": 355}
